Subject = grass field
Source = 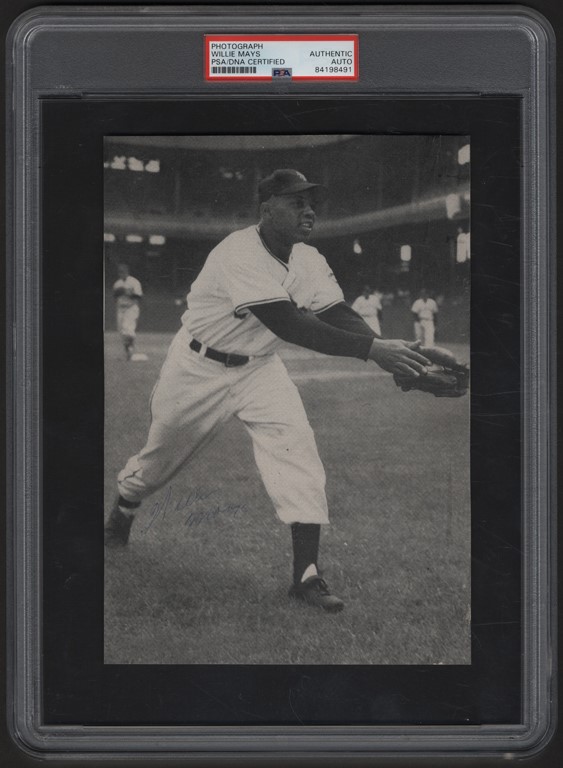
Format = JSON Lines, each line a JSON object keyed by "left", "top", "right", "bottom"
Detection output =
{"left": 104, "top": 332, "right": 470, "bottom": 665}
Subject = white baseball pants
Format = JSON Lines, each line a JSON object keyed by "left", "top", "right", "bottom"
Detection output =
{"left": 117, "top": 304, "right": 140, "bottom": 339}
{"left": 364, "top": 315, "right": 381, "bottom": 336}
{"left": 117, "top": 329, "right": 329, "bottom": 525}
{"left": 414, "top": 319, "right": 435, "bottom": 347}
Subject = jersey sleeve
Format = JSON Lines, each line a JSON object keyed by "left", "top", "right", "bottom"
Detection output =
{"left": 130, "top": 277, "right": 143, "bottom": 297}
{"left": 220, "top": 254, "right": 290, "bottom": 318}
{"left": 310, "top": 253, "right": 345, "bottom": 314}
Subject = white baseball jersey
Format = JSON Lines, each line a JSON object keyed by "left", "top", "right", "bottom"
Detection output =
{"left": 352, "top": 293, "right": 382, "bottom": 335}
{"left": 351, "top": 294, "right": 382, "bottom": 318}
{"left": 113, "top": 275, "right": 143, "bottom": 308}
{"left": 411, "top": 297, "right": 438, "bottom": 321}
{"left": 183, "top": 226, "right": 344, "bottom": 356}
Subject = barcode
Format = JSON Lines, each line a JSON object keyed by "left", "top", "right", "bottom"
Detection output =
{"left": 211, "top": 66, "right": 257, "bottom": 75}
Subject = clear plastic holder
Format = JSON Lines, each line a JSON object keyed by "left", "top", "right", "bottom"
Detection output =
{"left": 6, "top": 4, "right": 556, "bottom": 760}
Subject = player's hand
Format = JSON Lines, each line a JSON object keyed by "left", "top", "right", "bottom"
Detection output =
{"left": 368, "top": 338, "right": 431, "bottom": 376}
{"left": 414, "top": 344, "right": 466, "bottom": 372}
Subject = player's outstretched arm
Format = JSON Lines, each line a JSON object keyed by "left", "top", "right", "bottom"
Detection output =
{"left": 250, "top": 300, "right": 373, "bottom": 359}
{"left": 249, "top": 301, "right": 429, "bottom": 373}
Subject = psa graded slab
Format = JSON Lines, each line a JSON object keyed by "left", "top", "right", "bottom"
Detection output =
{"left": 7, "top": 5, "right": 556, "bottom": 761}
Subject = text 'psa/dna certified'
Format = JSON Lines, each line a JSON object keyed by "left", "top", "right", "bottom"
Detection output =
{"left": 205, "top": 35, "right": 359, "bottom": 81}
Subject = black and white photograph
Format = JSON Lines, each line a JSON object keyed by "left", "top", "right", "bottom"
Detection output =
{"left": 7, "top": 0, "right": 556, "bottom": 755}
{"left": 103, "top": 134, "right": 471, "bottom": 666}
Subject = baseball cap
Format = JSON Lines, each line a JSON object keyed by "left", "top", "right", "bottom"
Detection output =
{"left": 258, "top": 169, "right": 323, "bottom": 203}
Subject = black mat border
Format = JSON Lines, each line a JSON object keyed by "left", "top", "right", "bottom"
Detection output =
{"left": 41, "top": 96, "right": 521, "bottom": 726}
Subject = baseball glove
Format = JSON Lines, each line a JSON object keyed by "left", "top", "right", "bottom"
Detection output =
{"left": 394, "top": 345, "right": 469, "bottom": 398}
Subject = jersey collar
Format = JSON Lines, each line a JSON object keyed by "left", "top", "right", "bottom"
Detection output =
{"left": 256, "top": 226, "right": 290, "bottom": 270}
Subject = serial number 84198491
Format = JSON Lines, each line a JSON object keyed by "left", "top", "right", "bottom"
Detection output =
{"left": 314, "top": 66, "right": 352, "bottom": 73}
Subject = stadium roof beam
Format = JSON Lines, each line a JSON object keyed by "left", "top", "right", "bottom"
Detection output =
{"left": 105, "top": 135, "right": 357, "bottom": 151}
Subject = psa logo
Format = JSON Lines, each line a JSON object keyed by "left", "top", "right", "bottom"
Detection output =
{"left": 272, "top": 68, "right": 292, "bottom": 78}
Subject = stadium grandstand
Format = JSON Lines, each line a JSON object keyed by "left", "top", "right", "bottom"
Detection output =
{"left": 104, "top": 135, "right": 470, "bottom": 341}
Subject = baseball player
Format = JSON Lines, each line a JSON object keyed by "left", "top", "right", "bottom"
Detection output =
{"left": 105, "top": 169, "right": 431, "bottom": 612}
{"left": 411, "top": 288, "right": 439, "bottom": 348}
{"left": 351, "top": 285, "right": 383, "bottom": 336}
{"left": 113, "top": 263, "right": 143, "bottom": 359}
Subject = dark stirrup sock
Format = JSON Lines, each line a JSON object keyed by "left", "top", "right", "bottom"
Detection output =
{"left": 291, "top": 522, "right": 320, "bottom": 585}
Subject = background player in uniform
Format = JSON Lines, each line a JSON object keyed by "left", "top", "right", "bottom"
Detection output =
{"left": 411, "top": 287, "right": 439, "bottom": 348}
{"left": 105, "top": 169, "right": 432, "bottom": 612}
{"left": 351, "top": 284, "right": 383, "bottom": 336}
{"left": 113, "top": 263, "right": 143, "bottom": 359}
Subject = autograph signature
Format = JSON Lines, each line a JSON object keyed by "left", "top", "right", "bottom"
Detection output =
{"left": 141, "top": 485, "right": 246, "bottom": 534}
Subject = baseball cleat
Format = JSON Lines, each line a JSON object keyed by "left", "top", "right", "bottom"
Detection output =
{"left": 104, "top": 503, "right": 134, "bottom": 548}
{"left": 289, "top": 575, "right": 344, "bottom": 613}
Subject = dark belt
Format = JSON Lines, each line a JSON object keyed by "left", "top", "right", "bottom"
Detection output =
{"left": 190, "top": 338, "right": 249, "bottom": 367}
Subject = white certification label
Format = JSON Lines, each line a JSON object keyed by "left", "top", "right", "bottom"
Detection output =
{"left": 205, "top": 35, "right": 358, "bottom": 81}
